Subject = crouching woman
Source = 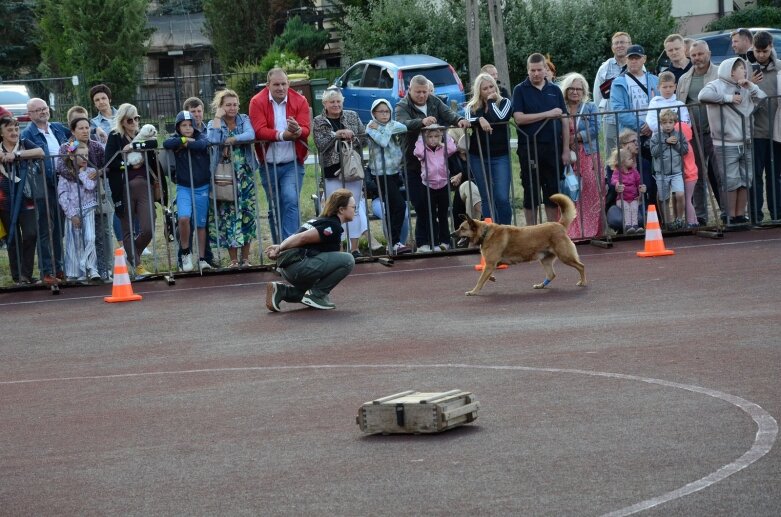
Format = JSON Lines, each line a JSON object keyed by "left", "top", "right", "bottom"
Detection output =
{"left": 264, "top": 188, "right": 356, "bottom": 311}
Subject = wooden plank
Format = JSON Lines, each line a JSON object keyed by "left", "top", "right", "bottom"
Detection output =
{"left": 371, "top": 390, "right": 416, "bottom": 404}
{"left": 419, "top": 390, "right": 463, "bottom": 403}
{"left": 441, "top": 402, "right": 480, "bottom": 421}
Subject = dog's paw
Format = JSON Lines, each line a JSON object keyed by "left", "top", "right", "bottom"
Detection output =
{"left": 465, "top": 290, "right": 477, "bottom": 296}
{"left": 489, "top": 275, "right": 496, "bottom": 283}
{"left": 576, "top": 280, "right": 586, "bottom": 287}
{"left": 533, "top": 283, "right": 546, "bottom": 289}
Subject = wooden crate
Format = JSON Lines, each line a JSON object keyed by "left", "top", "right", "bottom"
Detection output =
{"left": 356, "top": 389, "right": 479, "bottom": 434}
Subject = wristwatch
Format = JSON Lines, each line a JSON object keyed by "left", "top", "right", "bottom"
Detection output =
{"left": 14, "top": 151, "right": 21, "bottom": 160}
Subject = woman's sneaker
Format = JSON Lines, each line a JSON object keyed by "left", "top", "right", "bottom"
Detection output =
{"left": 392, "top": 242, "right": 412, "bottom": 255}
{"left": 301, "top": 291, "right": 335, "bottom": 310}
{"left": 417, "top": 244, "right": 432, "bottom": 253}
{"left": 438, "top": 243, "right": 450, "bottom": 251}
{"left": 266, "top": 282, "right": 283, "bottom": 312}
{"left": 182, "top": 253, "right": 194, "bottom": 272}
{"left": 198, "top": 259, "right": 212, "bottom": 271}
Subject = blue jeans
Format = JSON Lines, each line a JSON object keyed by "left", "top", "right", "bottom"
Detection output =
{"left": 34, "top": 183, "right": 64, "bottom": 276}
{"left": 469, "top": 153, "right": 512, "bottom": 224}
{"left": 260, "top": 161, "right": 305, "bottom": 243}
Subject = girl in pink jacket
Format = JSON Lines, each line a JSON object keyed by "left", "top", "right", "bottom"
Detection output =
{"left": 413, "top": 126, "right": 457, "bottom": 251}
{"left": 609, "top": 148, "right": 647, "bottom": 234}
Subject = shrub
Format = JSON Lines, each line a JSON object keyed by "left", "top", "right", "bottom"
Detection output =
{"left": 705, "top": 6, "right": 781, "bottom": 32}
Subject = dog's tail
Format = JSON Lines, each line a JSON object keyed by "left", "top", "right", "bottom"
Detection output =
{"left": 550, "top": 193, "right": 576, "bottom": 229}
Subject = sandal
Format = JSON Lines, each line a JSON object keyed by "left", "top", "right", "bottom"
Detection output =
{"left": 228, "top": 260, "right": 240, "bottom": 268}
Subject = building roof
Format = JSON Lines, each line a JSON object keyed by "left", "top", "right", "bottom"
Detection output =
{"left": 147, "top": 13, "right": 211, "bottom": 53}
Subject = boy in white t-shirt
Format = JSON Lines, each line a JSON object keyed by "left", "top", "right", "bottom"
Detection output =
{"left": 646, "top": 71, "right": 690, "bottom": 133}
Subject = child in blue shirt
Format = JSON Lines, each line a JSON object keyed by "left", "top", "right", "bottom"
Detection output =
{"left": 163, "top": 111, "right": 211, "bottom": 272}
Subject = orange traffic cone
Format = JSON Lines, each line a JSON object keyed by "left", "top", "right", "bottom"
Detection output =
{"left": 637, "top": 205, "right": 675, "bottom": 257}
{"left": 475, "top": 218, "right": 509, "bottom": 271}
{"left": 104, "top": 248, "right": 143, "bottom": 303}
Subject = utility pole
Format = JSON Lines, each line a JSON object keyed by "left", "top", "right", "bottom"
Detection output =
{"left": 466, "top": 0, "right": 481, "bottom": 86}
{"left": 486, "top": 0, "right": 511, "bottom": 93}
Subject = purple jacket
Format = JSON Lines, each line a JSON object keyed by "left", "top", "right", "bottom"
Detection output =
{"left": 57, "top": 168, "right": 98, "bottom": 218}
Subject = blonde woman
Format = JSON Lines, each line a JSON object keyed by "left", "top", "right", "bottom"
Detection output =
{"left": 104, "top": 103, "right": 159, "bottom": 277}
{"left": 464, "top": 72, "right": 513, "bottom": 224}
{"left": 206, "top": 89, "right": 258, "bottom": 267}
{"left": 559, "top": 72, "right": 602, "bottom": 239}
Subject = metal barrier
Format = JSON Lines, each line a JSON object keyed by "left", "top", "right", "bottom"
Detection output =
{"left": 3, "top": 97, "right": 779, "bottom": 292}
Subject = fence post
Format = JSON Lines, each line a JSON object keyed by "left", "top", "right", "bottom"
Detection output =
{"left": 173, "top": 75, "right": 181, "bottom": 116}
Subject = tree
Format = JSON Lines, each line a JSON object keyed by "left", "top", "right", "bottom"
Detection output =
{"left": 340, "top": 0, "right": 676, "bottom": 90}
{"left": 37, "top": 0, "right": 153, "bottom": 103}
{"left": 0, "top": 0, "right": 41, "bottom": 79}
{"left": 270, "top": 16, "right": 330, "bottom": 61}
{"left": 705, "top": 6, "right": 781, "bottom": 32}
{"left": 204, "top": 0, "right": 308, "bottom": 70}
{"left": 340, "top": 0, "right": 467, "bottom": 69}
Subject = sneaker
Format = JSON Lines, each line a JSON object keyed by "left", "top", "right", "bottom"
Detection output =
{"left": 76, "top": 275, "right": 88, "bottom": 284}
{"left": 198, "top": 259, "right": 212, "bottom": 271}
{"left": 392, "top": 242, "right": 412, "bottom": 255}
{"left": 438, "top": 243, "right": 450, "bottom": 251}
{"left": 370, "top": 236, "right": 385, "bottom": 252}
{"left": 624, "top": 226, "right": 635, "bottom": 235}
{"left": 266, "top": 282, "right": 283, "bottom": 312}
{"left": 135, "top": 265, "right": 151, "bottom": 278}
{"left": 182, "top": 253, "right": 194, "bottom": 272}
{"left": 88, "top": 271, "right": 102, "bottom": 281}
{"left": 417, "top": 244, "right": 432, "bottom": 253}
{"left": 301, "top": 291, "right": 336, "bottom": 310}
{"left": 351, "top": 250, "right": 362, "bottom": 259}
{"left": 241, "top": 259, "right": 252, "bottom": 268}
{"left": 635, "top": 226, "right": 645, "bottom": 234}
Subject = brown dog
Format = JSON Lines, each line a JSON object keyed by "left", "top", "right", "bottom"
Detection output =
{"left": 451, "top": 194, "right": 586, "bottom": 295}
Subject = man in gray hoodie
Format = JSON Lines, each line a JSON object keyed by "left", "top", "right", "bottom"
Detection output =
{"left": 699, "top": 57, "right": 767, "bottom": 224}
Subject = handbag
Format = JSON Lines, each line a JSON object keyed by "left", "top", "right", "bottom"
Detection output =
{"left": 336, "top": 140, "right": 364, "bottom": 181}
{"left": 598, "top": 64, "right": 626, "bottom": 100}
{"left": 560, "top": 165, "right": 580, "bottom": 202}
{"left": 212, "top": 159, "right": 235, "bottom": 201}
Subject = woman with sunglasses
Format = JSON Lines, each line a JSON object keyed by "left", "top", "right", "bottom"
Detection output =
{"left": 105, "top": 103, "right": 161, "bottom": 277}
{"left": 0, "top": 116, "right": 45, "bottom": 284}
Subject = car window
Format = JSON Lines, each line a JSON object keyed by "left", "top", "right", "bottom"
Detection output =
{"left": 378, "top": 69, "right": 393, "bottom": 89}
{"left": 362, "top": 65, "right": 382, "bottom": 88}
{"left": 0, "top": 91, "right": 30, "bottom": 104}
{"left": 706, "top": 36, "right": 732, "bottom": 57}
{"left": 401, "top": 66, "right": 456, "bottom": 90}
{"left": 343, "top": 65, "right": 365, "bottom": 88}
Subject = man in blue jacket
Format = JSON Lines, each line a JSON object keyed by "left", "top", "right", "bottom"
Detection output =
{"left": 610, "top": 44, "right": 659, "bottom": 176}
{"left": 20, "top": 98, "right": 71, "bottom": 284}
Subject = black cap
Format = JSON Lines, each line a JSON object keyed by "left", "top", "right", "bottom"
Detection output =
{"left": 626, "top": 44, "right": 645, "bottom": 57}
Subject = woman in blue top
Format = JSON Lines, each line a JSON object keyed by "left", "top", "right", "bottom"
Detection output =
{"left": 464, "top": 73, "right": 513, "bottom": 224}
{"left": 207, "top": 89, "right": 258, "bottom": 268}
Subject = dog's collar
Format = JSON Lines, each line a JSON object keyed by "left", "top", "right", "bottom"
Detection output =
{"left": 476, "top": 225, "right": 491, "bottom": 246}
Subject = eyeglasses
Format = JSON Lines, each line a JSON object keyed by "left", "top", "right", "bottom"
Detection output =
{"left": 625, "top": 139, "right": 638, "bottom": 144}
{"left": 29, "top": 107, "right": 49, "bottom": 115}
{"left": 569, "top": 88, "right": 584, "bottom": 92}
{"left": 125, "top": 116, "right": 140, "bottom": 124}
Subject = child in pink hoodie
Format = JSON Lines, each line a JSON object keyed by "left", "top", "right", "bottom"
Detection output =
{"left": 413, "top": 125, "right": 457, "bottom": 251}
{"left": 609, "top": 148, "right": 647, "bottom": 234}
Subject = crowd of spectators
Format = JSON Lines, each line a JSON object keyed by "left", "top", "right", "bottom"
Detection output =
{"left": 1, "top": 28, "right": 780, "bottom": 288}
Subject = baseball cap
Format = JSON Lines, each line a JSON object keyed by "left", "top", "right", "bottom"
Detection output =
{"left": 626, "top": 45, "right": 645, "bottom": 57}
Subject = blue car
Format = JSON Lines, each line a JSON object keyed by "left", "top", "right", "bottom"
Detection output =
{"left": 332, "top": 54, "right": 466, "bottom": 123}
